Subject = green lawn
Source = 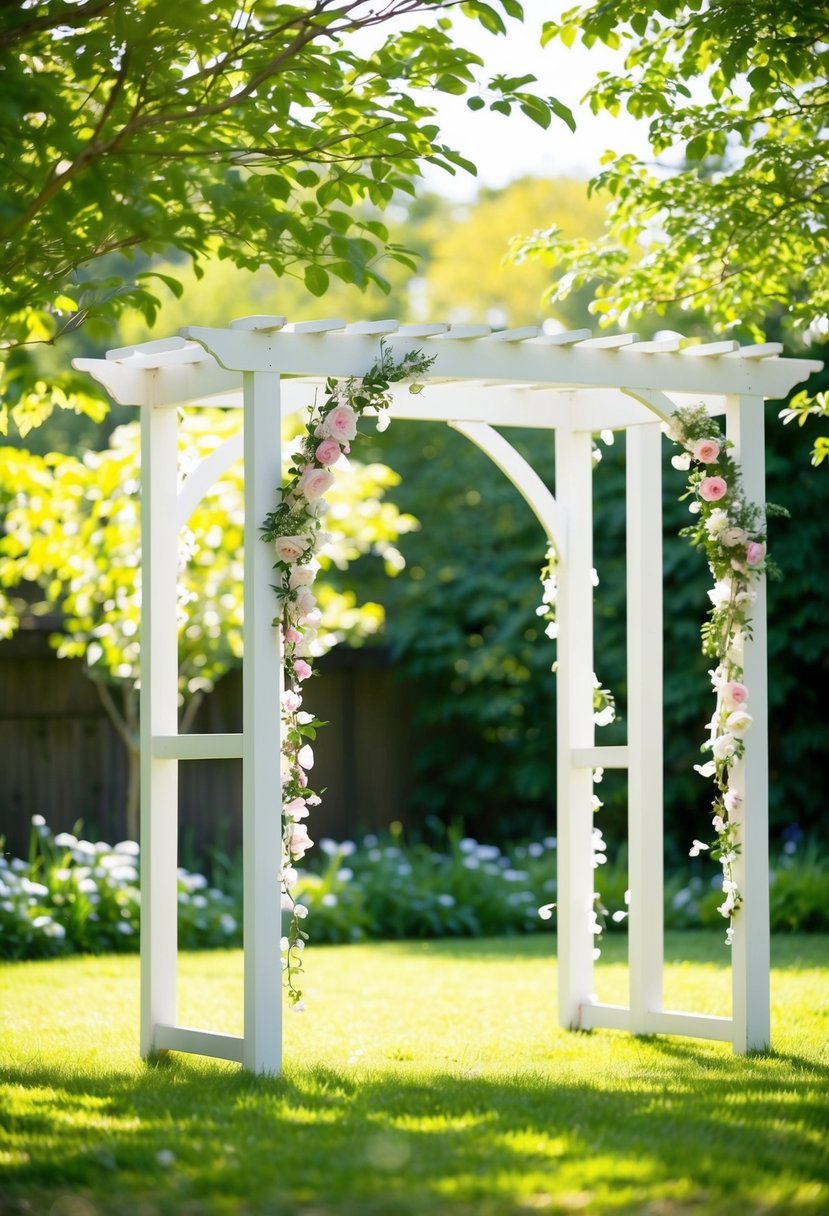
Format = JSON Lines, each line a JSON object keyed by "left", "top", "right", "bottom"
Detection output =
{"left": 1, "top": 934, "right": 827, "bottom": 1215}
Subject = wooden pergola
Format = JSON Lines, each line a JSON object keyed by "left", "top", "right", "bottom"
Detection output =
{"left": 76, "top": 318, "right": 821, "bottom": 1072}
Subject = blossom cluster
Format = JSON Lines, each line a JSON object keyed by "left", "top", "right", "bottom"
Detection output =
{"left": 667, "top": 404, "right": 772, "bottom": 943}
{"left": 260, "top": 343, "right": 435, "bottom": 1004}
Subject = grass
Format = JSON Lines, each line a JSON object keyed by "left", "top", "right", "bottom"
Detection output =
{"left": 1, "top": 933, "right": 827, "bottom": 1216}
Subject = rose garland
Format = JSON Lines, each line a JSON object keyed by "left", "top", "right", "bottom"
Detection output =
{"left": 260, "top": 342, "right": 434, "bottom": 1005}
{"left": 667, "top": 403, "right": 779, "bottom": 944}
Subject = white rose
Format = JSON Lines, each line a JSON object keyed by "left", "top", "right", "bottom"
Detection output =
{"left": 705, "top": 508, "right": 729, "bottom": 537}
{"left": 712, "top": 732, "right": 737, "bottom": 760}
{"left": 726, "top": 709, "right": 753, "bottom": 733}
{"left": 720, "top": 526, "right": 748, "bottom": 547}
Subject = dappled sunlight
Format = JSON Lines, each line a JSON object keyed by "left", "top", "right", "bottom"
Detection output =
{"left": 2, "top": 937, "right": 827, "bottom": 1213}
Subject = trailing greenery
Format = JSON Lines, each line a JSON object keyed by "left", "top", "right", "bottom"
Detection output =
{"left": 4, "top": 819, "right": 827, "bottom": 961}
{"left": 1, "top": 936, "right": 827, "bottom": 1215}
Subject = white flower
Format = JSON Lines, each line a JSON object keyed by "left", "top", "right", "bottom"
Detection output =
{"left": 670, "top": 452, "right": 692, "bottom": 471}
{"left": 705, "top": 508, "right": 729, "bottom": 536}
{"left": 693, "top": 760, "right": 717, "bottom": 778}
{"left": 538, "top": 903, "right": 556, "bottom": 921}
{"left": 689, "top": 839, "right": 710, "bottom": 857}
{"left": 708, "top": 578, "right": 733, "bottom": 608}
{"left": 726, "top": 708, "right": 753, "bottom": 733}
{"left": 712, "top": 732, "right": 737, "bottom": 760}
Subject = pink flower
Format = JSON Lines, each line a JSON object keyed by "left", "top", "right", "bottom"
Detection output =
{"left": 693, "top": 438, "right": 721, "bottom": 463}
{"left": 284, "top": 796, "right": 309, "bottom": 821}
{"left": 294, "top": 586, "right": 316, "bottom": 617}
{"left": 297, "top": 465, "right": 334, "bottom": 501}
{"left": 315, "top": 439, "right": 342, "bottom": 465}
{"left": 290, "top": 565, "right": 316, "bottom": 589}
{"left": 699, "top": 476, "right": 727, "bottom": 502}
{"left": 746, "top": 541, "right": 765, "bottom": 567}
{"left": 722, "top": 681, "right": 748, "bottom": 711}
{"left": 281, "top": 689, "right": 302, "bottom": 713}
{"left": 275, "top": 535, "right": 307, "bottom": 563}
{"left": 321, "top": 404, "right": 358, "bottom": 443}
{"left": 294, "top": 659, "right": 312, "bottom": 681}
{"left": 284, "top": 626, "right": 302, "bottom": 644}
{"left": 288, "top": 822, "right": 314, "bottom": 860}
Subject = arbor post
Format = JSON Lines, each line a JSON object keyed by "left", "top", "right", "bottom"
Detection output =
{"left": 726, "top": 394, "right": 771, "bottom": 1053}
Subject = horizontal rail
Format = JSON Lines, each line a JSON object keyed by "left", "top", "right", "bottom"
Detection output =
{"left": 151, "top": 733, "right": 244, "bottom": 760}
{"left": 579, "top": 1003, "right": 733, "bottom": 1043}
{"left": 154, "top": 1024, "right": 245, "bottom": 1063}
{"left": 571, "top": 746, "right": 629, "bottom": 769}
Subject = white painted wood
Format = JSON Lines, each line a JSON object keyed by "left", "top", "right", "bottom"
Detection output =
{"left": 555, "top": 426, "right": 597, "bottom": 1030}
{"left": 397, "top": 322, "right": 450, "bottom": 337}
{"left": 529, "top": 328, "right": 592, "bottom": 346}
{"left": 345, "top": 320, "right": 399, "bottom": 335}
{"left": 230, "top": 315, "right": 288, "bottom": 332}
{"left": 572, "top": 746, "right": 629, "bottom": 769}
{"left": 177, "top": 432, "right": 244, "bottom": 527}
{"left": 621, "top": 337, "right": 683, "bottom": 354}
{"left": 726, "top": 394, "right": 771, "bottom": 1054}
{"left": 108, "top": 336, "right": 189, "bottom": 360}
{"left": 449, "top": 422, "right": 566, "bottom": 556}
{"left": 626, "top": 423, "right": 665, "bottom": 1031}
{"left": 154, "top": 1024, "right": 245, "bottom": 1063}
{"left": 442, "top": 324, "right": 493, "bottom": 339}
{"left": 283, "top": 318, "right": 347, "bottom": 333}
{"left": 579, "top": 1003, "right": 630, "bottom": 1031}
{"left": 242, "top": 370, "right": 284, "bottom": 1074}
{"left": 577, "top": 333, "right": 639, "bottom": 349}
{"left": 152, "top": 733, "right": 244, "bottom": 760}
{"left": 140, "top": 403, "right": 180, "bottom": 1058}
{"left": 642, "top": 1011, "right": 734, "bottom": 1042}
{"left": 682, "top": 341, "right": 740, "bottom": 357}
{"left": 486, "top": 326, "right": 540, "bottom": 342}
{"left": 726, "top": 343, "right": 784, "bottom": 360}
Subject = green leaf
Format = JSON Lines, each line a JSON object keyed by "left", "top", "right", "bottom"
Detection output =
{"left": 303, "top": 264, "right": 329, "bottom": 297}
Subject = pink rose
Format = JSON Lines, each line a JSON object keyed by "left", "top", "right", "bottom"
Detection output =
{"left": 699, "top": 476, "right": 727, "bottom": 502}
{"left": 722, "top": 681, "right": 748, "bottom": 711}
{"left": 315, "top": 439, "right": 342, "bottom": 466}
{"left": 275, "top": 535, "right": 307, "bottom": 563}
{"left": 693, "top": 438, "right": 721, "bottom": 463}
{"left": 297, "top": 465, "right": 334, "bottom": 501}
{"left": 284, "top": 627, "right": 302, "bottom": 644}
{"left": 746, "top": 541, "right": 765, "bottom": 567}
{"left": 290, "top": 565, "right": 316, "bottom": 589}
{"left": 321, "top": 404, "right": 358, "bottom": 443}
{"left": 293, "top": 658, "right": 312, "bottom": 681}
{"left": 281, "top": 689, "right": 302, "bottom": 713}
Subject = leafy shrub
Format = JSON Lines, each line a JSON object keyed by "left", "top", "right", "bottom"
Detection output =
{"left": 0, "top": 817, "right": 240, "bottom": 959}
{"left": 2, "top": 818, "right": 825, "bottom": 961}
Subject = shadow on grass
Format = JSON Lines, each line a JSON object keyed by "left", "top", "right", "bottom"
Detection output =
{"left": 2, "top": 1039, "right": 828, "bottom": 1216}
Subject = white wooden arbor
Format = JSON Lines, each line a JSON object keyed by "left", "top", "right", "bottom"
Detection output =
{"left": 76, "top": 319, "right": 820, "bottom": 1072}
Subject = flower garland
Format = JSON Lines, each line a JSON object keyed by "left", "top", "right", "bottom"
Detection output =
{"left": 667, "top": 403, "right": 777, "bottom": 944}
{"left": 260, "top": 342, "right": 434, "bottom": 1005}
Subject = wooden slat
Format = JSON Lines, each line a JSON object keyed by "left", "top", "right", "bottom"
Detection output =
{"left": 283, "top": 318, "right": 346, "bottom": 333}
{"left": 681, "top": 340, "right": 740, "bottom": 357}
{"left": 154, "top": 1024, "right": 245, "bottom": 1063}
{"left": 572, "top": 746, "right": 629, "bottom": 769}
{"left": 229, "top": 315, "right": 288, "bottom": 332}
{"left": 726, "top": 343, "right": 784, "bottom": 359}
{"left": 530, "top": 328, "right": 592, "bottom": 346}
{"left": 152, "top": 733, "right": 244, "bottom": 760}
{"left": 108, "top": 336, "right": 188, "bottom": 360}
{"left": 576, "top": 333, "right": 640, "bottom": 349}
{"left": 579, "top": 1002, "right": 630, "bottom": 1031}
{"left": 486, "top": 326, "right": 541, "bottom": 343}
{"left": 442, "top": 324, "right": 492, "bottom": 339}
{"left": 344, "top": 320, "right": 399, "bottom": 335}
{"left": 396, "top": 322, "right": 450, "bottom": 337}
{"left": 621, "top": 337, "right": 683, "bottom": 354}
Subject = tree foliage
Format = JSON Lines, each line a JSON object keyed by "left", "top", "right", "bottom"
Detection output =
{"left": 516, "top": 1, "right": 828, "bottom": 346}
{"left": 0, "top": 0, "right": 571, "bottom": 436}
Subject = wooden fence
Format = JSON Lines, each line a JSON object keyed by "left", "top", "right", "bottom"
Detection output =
{"left": 0, "top": 621, "right": 413, "bottom": 861}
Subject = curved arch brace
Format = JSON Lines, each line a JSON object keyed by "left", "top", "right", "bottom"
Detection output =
{"left": 449, "top": 420, "right": 566, "bottom": 558}
{"left": 177, "top": 431, "right": 243, "bottom": 528}
{"left": 621, "top": 387, "right": 676, "bottom": 425}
